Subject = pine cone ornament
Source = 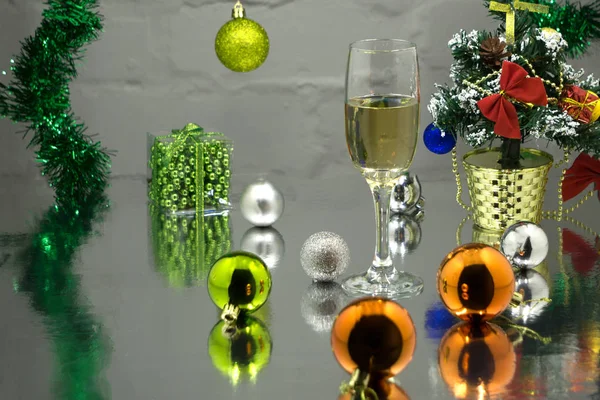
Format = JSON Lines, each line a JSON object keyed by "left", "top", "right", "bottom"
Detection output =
{"left": 480, "top": 37, "right": 511, "bottom": 68}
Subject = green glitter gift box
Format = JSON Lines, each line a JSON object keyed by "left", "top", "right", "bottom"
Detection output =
{"left": 148, "top": 123, "right": 233, "bottom": 213}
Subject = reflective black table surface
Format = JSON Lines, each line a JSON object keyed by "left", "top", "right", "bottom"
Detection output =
{"left": 1, "top": 172, "right": 599, "bottom": 400}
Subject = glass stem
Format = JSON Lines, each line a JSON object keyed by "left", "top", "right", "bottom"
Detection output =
{"left": 370, "top": 182, "right": 393, "bottom": 269}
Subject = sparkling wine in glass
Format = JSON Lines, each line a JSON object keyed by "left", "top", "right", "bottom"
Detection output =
{"left": 342, "top": 39, "right": 424, "bottom": 298}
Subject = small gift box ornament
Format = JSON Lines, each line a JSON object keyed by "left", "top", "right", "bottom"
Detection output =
{"left": 148, "top": 123, "right": 233, "bottom": 214}
{"left": 559, "top": 85, "right": 600, "bottom": 124}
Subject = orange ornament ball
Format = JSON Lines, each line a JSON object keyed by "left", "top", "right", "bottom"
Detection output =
{"left": 338, "top": 380, "right": 410, "bottom": 400}
{"left": 438, "top": 322, "right": 516, "bottom": 399}
{"left": 437, "top": 243, "right": 515, "bottom": 323}
{"left": 331, "top": 297, "right": 416, "bottom": 379}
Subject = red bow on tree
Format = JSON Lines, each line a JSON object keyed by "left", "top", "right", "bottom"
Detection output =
{"left": 477, "top": 61, "right": 548, "bottom": 139}
{"left": 562, "top": 152, "right": 600, "bottom": 202}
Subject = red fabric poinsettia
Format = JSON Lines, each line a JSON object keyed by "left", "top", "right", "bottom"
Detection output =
{"left": 562, "top": 152, "right": 600, "bottom": 202}
{"left": 477, "top": 61, "right": 548, "bottom": 139}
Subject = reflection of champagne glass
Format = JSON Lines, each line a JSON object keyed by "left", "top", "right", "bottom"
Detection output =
{"left": 342, "top": 39, "right": 423, "bottom": 298}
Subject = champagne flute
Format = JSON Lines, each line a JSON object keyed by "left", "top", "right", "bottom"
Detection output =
{"left": 342, "top": 39, "right": 423, "bottom": 298}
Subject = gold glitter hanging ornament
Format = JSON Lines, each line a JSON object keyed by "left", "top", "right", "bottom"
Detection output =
{"left": 215, "top": 1, "right": 269, "bottom": 73}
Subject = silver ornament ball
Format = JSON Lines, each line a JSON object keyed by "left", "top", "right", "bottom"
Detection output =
{"left": 240, "top": 227, "right": 285, "bottom": 270}
{"left": 500, "top": 221, "right": 549, "bottom": 269}
{"left": 390, "top": 172, "right": 422, "bottom": 213}
{"left": 300, "top": 231, "right": 350, "bottom": 282}
{"left": 240, "top": 179, "right": 284, "bottom": 227}
{"left": 300, "top": 281, "right": 347, "bottom": 333}
{"left": 509, "top": 269, "right": 550, "bottom": 324}
{"left": 389, "top": 214, "right": 422, "bottom": 258}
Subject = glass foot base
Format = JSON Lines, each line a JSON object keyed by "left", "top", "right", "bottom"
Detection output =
{"left": 341, "top": 268, "right": 424, "bottom": 300}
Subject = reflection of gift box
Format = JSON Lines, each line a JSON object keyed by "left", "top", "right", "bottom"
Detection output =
{"left": 149, "top": 203, "right": 232, "bottom": 287}
{"left": 148, "top": 123, "right": 233, "bottom": 213}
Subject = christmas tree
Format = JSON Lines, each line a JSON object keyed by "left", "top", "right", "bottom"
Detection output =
{"left": 428, "top": 0, "right": 600, "bottom": 169}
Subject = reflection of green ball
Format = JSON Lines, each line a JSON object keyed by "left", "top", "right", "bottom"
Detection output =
{"left": 208, "top": 251, "right": 272, "bottom": 312}
{"left": 208, "top": 316, "right": 273, "bottom": 385}
{"left": 215, "top": 18, "right": 269, "bottom": 72}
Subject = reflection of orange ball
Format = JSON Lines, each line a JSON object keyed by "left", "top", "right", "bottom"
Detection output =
{"left": 331, "top": 297, "right": 416, "bottom": 378}
{"left": 437, "top": 243, "right": 515, "bottom": 322}
{"left": 338, "top": 380, "right": 411, "bottom": 400}
{"left": 438, "top": 322, "right": 516, "bottom": 399}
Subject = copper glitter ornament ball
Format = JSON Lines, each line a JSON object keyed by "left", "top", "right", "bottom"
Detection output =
{"left": 438, "top": 322, "right": 516, "bottom": 399}
{"left": 437, "top": 243, "right": 515, "bottom": 323}
{"left": 331, "top": 297, "right": 416, "bottom": 378}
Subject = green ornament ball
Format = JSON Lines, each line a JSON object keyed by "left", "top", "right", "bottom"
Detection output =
{"left": 215, "top": 17, "right": 269, "bottom": 72}
{"left": 207, "top": 251, "right": 272, "bottom": 313}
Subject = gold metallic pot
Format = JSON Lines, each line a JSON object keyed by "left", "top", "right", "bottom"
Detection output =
{"left": 462, "top": 148, "right": 553, "bottom": 232}
{"left": 455, "top": 216, "right": 503, "bottom": 249}
{"left": 472, "top": 223, "right": 503, "bottom": 249}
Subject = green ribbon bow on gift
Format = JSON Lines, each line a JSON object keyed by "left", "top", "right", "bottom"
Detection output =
{"left": 164, "top": 123, "right": 207, "bottom": 164}
{"left": 171, "top": 122, "right": 204, "bottom": 136}
{"left": 164, "top": 123, "right": 227, "bottom": 164}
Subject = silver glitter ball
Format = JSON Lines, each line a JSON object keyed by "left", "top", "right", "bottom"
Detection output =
{"left": 508, "top": 269, "right": 550, "bottom": 324}
{"left": 390, "top": 172, "right": 422, "bottom": 213}
{"left": 389, "top": 214, "right": 422, "bottom": 258}
{"left": 240, "top": 179, "right": 284, "bottom": 227}
{"left": 300, "top": 282, "right": 347, "bottom": 333}
{"left": 240, "top": 227, "right": 285, "bottom": 270}
{"left": 300, "top": 231, "right": 350, "bottom": 282}
{"left": 500, "top": 221, "right": 549, "bottom": 269}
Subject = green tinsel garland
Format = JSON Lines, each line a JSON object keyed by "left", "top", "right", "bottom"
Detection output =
{"left": 0, "top": 0, "right": 111, "bottom": 210}
{"left": 487, "top": 0, "right": 600, "bottom": 58}
{"left": 530, "top": 0, "right": 600, "bottom": 58}
{"left": 16, "top": 193, "right": 111, "bottom": 399}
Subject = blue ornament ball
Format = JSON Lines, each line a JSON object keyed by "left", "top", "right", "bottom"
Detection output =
{"left": 423, "top": 123, "right": 456, "bottom": 155}
{"left": 424, "top": 301, "right": 457, "bottom": 340}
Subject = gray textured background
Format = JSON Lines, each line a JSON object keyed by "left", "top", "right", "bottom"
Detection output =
{"left": 1, "top": 0, "right": 598, "bottom": 183}
{"left": 2, "top": 2, "right": 600, "bottom": 399}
